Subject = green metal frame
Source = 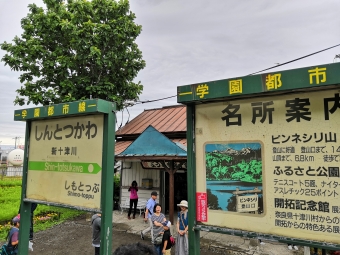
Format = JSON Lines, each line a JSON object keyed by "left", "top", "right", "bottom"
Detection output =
{"left": 194, "top": 225, "right": 340, "bottom": 250}
{"left": 14, "top": 99, "right": 112, "bottom": 120}
{"left": 186, "top": 104, "right": 200, "bottom": 254}
{"left": 15, "top": 99, "right": 116, "bottom": 255}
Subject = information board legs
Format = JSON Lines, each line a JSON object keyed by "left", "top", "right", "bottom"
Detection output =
{"left": 17, "top": 202, "right": 30, "bottom": 254}
{"left": 187, "top": 105, "right": 200, "bottom": 255}
{"left": 18, "top": 122, "right": 31, "bottom": 255}
{"left": 304, "top": 246, "right": 310, "bottom": 255}
{"left": 100, "top": 108, "right": 115, "bottom": 255}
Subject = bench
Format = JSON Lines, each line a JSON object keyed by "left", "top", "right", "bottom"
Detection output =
{"left": 120, "top": 198, "right": 147, "bottom": 217}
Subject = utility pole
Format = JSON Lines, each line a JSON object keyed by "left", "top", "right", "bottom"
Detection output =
{"left": 334, "top": 54, "right": 340, "bottom": 63}
{"left": 12, "top": 137, "right": 21, "bottom": 149}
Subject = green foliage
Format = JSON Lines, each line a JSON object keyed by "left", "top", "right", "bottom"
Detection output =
{"left": 0, "top": 179, "right": 85, "bottom": 241}
{"left": 206, "top": 153, "right": 233, "bottom": 180}
{"left": 206, "top": 189, "right": 221, "bottom": 210}
{"left": 1, "top": 0, "right": 145, "bottom": 110}
{"left": 113, "top": 174, "right": 120, "bottom": 208}
{"left": 0, "top": 186, "right": 21, "bottom": 221}
{"left": 206, "top": 152, "right": 262, "bottom": 183}
{"left": 114, "top": 174, "right": 120, "bottom": 188}
{"left": 0, "top": 178, "right": 22, "bottom": 187}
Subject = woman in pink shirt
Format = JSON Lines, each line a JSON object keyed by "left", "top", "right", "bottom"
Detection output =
{"left": 128, "top": 180, "right": 138, "bottom": 219}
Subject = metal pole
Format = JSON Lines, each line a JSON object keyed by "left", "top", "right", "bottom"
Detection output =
{"left": 169, "top": 161, "right": 174, "bottom": 223}
{"left": 187, "top": 104, "right": 200, "bottom": 255}
{"left": 17, "top": 123, "right": 30, "bottom": 254}
{"left": 100, "top": 103, "right": 115, "bottom": 255}
{"left": 303, "top": 246, "right": 310, "bottom": 255}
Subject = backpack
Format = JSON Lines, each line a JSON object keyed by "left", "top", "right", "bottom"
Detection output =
{"left": 170, "top": 235, "right": 176, "bottom": 246}
{"left": 0, "top": 244, "right": 16, "bottom": 255}
{"left": 1, "top": 228, "right": 18, "bottom": 255}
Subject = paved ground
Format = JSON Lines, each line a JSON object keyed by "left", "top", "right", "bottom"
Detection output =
{"left": 0, "top": 210, "right": 310, "bottom": 254}
{"left": 114, "top": 210, "right": 304, "bottom": 255}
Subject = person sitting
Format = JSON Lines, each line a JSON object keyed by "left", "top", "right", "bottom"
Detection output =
{"left": 6, "top": 215, "right": 20, "bottom": 254}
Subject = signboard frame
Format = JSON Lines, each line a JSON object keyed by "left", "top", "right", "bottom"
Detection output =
{"left": 14, "top": 99, "right": 116, "bottom": 255}
{"left": 178, "top": 62, "right": 340, "bottom": 253}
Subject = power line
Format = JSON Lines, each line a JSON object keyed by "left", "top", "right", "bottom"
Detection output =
{"left": 248, "top": 43, "right": 340, "bottom": 75}
{"left": 135, "top": 95, "right": 177, "bottom": 104}
{"left": 126, "top": 44, "right": 340, "bottom": 107}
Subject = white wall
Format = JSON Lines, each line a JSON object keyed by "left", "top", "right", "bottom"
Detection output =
{"left": 120, "top": 161, "right": 160, "bottom": 203}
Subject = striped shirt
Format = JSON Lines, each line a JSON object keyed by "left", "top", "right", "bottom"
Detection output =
{"left": 151, "top": 213, "right": 165, "bottom": 236}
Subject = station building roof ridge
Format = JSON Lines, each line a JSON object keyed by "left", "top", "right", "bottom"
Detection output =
{"left": 116, "top": 104, "right": 186, "bottom": 136}
{"left": 115, "top": 104, "right": 187, "bottom": 155}
{"left": 116, "top": 125, "right": 186, "bottom": 158}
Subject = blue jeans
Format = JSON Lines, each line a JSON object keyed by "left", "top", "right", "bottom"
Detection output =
{"left": 154, "top": 244, "right": 162, "bottom": 255}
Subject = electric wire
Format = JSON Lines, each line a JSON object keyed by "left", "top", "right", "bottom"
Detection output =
{"left": 135, "top": 95, "right": 177, "bottom": 104}
{"left": 248, "top": 43, "right": 340, "bottom": 75}
{"left": 125, "top": 43, "right": 340, "bottom": 108}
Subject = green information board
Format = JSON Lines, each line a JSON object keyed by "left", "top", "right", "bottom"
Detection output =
{"left": 14, "top": 99, "right": 115, "bottom": 255}
{"left": 178, "top": 62, "right": 340, "bottom": 254}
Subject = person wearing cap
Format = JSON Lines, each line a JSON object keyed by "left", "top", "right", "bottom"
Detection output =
{"left": 6, "top": 215, "right": 20, "bottom": 254}
{"left": 161, "top": 221, "right": 172, "bottom": 255}
{"left": 176, "top": 200, "right": 188, "bottom": 255}
{"left": 141, "top": 191, "right": 158, "bottom": 241}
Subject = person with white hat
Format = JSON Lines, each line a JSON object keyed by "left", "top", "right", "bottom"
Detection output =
{"left": 176, "top": 200, "right": 188, "bottom": 255}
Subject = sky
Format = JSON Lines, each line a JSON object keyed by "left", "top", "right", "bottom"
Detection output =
{"left": 0, "top": 0, "right": 339, "bottom": 146}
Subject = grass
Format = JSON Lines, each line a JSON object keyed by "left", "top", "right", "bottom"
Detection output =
{"left": 0, "top": 177, "right": 86, "bottom": 241}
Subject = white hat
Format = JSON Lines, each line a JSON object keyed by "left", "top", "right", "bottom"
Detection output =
{"left": 162, "top": 220, "right": 171, "bottom": 228}
{"left": 177, "top": 200, "right": 188, "bottom": 208}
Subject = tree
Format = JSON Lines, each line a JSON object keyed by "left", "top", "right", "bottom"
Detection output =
{"left": 206, "top": 189, "right": 221, "bottom": 210}
{"left": 1, "top": 0, "right": 145, "bottom": 110}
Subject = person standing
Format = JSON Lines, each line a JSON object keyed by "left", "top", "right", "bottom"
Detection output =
{"left": 287, "top": 243, "right": 298, "bottom": 250}
{"left": 176, "top": 200, "right": 188, "bottom": 255}
{"left": 18, "top": 202, "right": 37, "bottom": 241}
{"left": 29, "top": 203, "right": 37, "bottom": 241}
{"left": 6, "top": 215, "right": 20, "bottom": 254}
{"left": 161, "top": 221, "right": 172, "bottom": 255}
{"left": 151, "top": 204, "right": 166, "bottom": 255}
{"left": 91, "top": 213, "right": 101, "bottom": 255}
{"left": 141, "top": 191, "right": 158, "bottom": 241}
{"left": 128, "top": 180, "right": 138, "bottom": 220}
